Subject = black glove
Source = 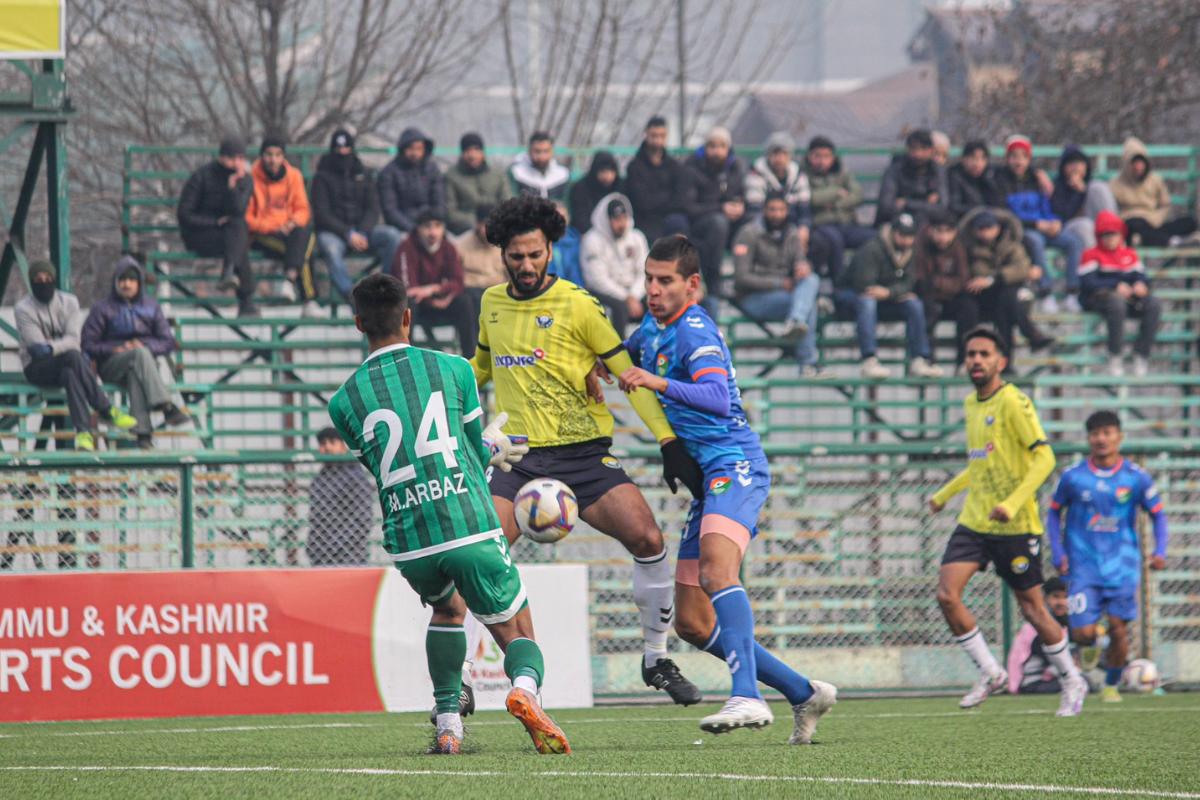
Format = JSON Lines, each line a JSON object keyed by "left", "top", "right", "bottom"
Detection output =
{"left": 661, "top": 438, "right": 704, "bottom": 500}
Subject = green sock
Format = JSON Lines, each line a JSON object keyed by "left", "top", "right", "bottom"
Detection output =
{"left": 426, "top": 624, "right": 466, "bottom": 714}
{"left": 503, "top": 637, "right": 544, "bottom": 688}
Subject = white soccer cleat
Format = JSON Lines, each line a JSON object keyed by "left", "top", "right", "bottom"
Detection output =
{"left": 959, "top": 669, "right": 1007, "bottom": 709}
{"left": 699, "top": 696, "right": 774, "bottom": 734}
{"left": 789, "top": 679, "right": 837, "bottom": 744}
{"left": 1056, "top": 674, "right": 1087, "bottom": 717}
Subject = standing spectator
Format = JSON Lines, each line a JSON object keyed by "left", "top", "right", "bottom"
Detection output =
{"left": 510, "top": 130, "right": 570, "bottom": 200}
{"left": 245, "top": 133, "right": 320, "bottom": 316}
{"left": 569, "top": 151, "right": 623, "bottom": 234}
{"left": 307, "top": 427, "right": 374, "bottom": 566}
{"left": 1079, "top": 211, "right": 1161, "bottom": 377}
{"left": 548, "top": 201, "right": 584, "bottom": 285}
{"left": 445, "top": 132, "right": 512, "bottom": 235}
{"left": 1051, "top": 145, "right": 1118, "bottom": 249}
{"left": 626, "top": 116, "right": 686, "bottom": 241}
{"left": 81, "top": 256, "right": 190, "bottom": 449}
{"left": 914, "top": 207, "right": 977, "bottom": 365}
{"left": 454, "top": 203, "right": 507, "bottom": 321}
{"left": 931, "top": 131, "right": 952, "bottom": 167}
{"left": 390, "top": 210, "right": 475, "bottom": 355}
{"left": 681, "top": 126, "right": 747, "bottom": 316}
{"left": 744, "top": 131, "right": 812, "bottom": 233}
{"left": 378, "top": 127, "right": 445, "bottom": 237}
{"left": 837, "top": 212, "right": 942, "bottom": 379}
{"left": 1110, "top": 136, "right": 1199, "bottom": 246}
{"left": 805, "top": 135, "right": 872, "bottom": 283}
{"left": 947, "top": 139, "right": 1005, "bottom": 220}
{"left": 580, "top": 194, "right": 648, "bottom": 335}
{"left": 177, "top": 134, "right": 257, "bottom": 317}
{"left": 311, "top": 129, "right": 404, "bottom": 307}
{"left": 733, "top": 193, "right": 826, "bottom": 378}
{"left": 874, "top": 129, "right": 948, "bottom": 227}
{"left": 16, "top": 260, "right": 136, "bottom": 451}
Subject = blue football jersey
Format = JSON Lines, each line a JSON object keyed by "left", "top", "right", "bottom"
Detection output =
{"left": 626, "top": 303, "right": 763, "bottom": 468}
{"left": 1050, "top": 458, "right": 1163, "bottom": 588}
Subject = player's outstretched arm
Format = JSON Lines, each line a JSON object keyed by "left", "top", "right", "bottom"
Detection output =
{"left": 930, "top": 469, "right": 969, "bottom": 511}
{"left": 995, "top": 442, "right": 1055, "bottom": 521}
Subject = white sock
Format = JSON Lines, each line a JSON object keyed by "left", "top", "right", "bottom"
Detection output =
{"left": 435, "top": 712, "right": 463, "bottom": 736}
{"left": 514, "top": 674, "right": 538, "bottom": 694}
{"left": 1043, "top": 635, "right": 1081, "bottom": 681}
{"left": 956, "top": 627, "right": 1002, "bottom": 676}
{"left": 633, "top": 549, "right": 673, "bottom": 668}
{"left": 463, "top": 615, "right": 484, "bottom": 684}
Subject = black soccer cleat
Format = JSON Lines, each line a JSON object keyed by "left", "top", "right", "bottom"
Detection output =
{"left": 428, "top": 683, "right": 476, "bottom": 725}
{"left": 642, "top": 657, "right": 702, "bottom": 706}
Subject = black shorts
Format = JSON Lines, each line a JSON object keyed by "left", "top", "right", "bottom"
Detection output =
{"left": 941, "top": 525, "right": 1045, "bottom": 591}
{"left": 487, "top": 437, "right": 634, "bottom": 512}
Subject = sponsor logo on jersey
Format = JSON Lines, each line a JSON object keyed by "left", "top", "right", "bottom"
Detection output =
{"left": 968, "top": 441, "right": 995, "bottom": 460}
{"left": 534, "top": 348, "right": 546, "bottom": 360}
{"left": 1010, "top": 555, "right": 1030, "bottom": 574}
{"left": 494, "top": 351, "right": 545, "bottom": 368}
{"left": 1116, "top": 486, "right": 1132, "bottom": 504}
{"left": 601, "top": 455, "right": 622, "bottom": 470}
{"left": 535, "top": 312, "right": 554, "bottom": 329}
{"left": 709, "top": 476, "right": 731, "bottom": 495}
{"left": 656, "top": 352, "right": 669, "bottom": 376}
{"left": 1087, "top": 513, "right": 1121, "bottom": 533}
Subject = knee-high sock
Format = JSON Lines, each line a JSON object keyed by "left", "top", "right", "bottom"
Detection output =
{"left": 503, "top": 636, "right": 545, "bottom": 694}
{"left": 426, "top": 623, "right": 466, "bottom": 714}
{"left": 633, "top": 549, "right": 674, "bottom": 668}
{"left": 709, "top": 585, "right": 760, "bottom": 699}
{"left": 463, "top": 614, "right": 484, "bottom": 682}
{"left": 955, "top": 627, "right": 1002, "bottom": 677}
{"left": 702, "top": 625, "right": 814, "bottom": 705}
{"left": 1043, "top": 635, "right": 1082, "bottom": 681}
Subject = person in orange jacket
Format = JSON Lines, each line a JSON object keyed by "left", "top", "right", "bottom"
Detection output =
{"left": 246, "top": 133, "right": 320, "bottom": 314}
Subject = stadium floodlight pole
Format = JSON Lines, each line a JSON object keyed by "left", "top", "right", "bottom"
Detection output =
{"left": 676, "top": 0, "right": 686, "bottom": 147}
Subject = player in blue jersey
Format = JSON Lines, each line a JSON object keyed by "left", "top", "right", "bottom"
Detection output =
{"left": 616, "top": 235, "right": 837, "bottom": 741}
{"left": 1046, "top": 410, "right": 1168, "bottom": 702}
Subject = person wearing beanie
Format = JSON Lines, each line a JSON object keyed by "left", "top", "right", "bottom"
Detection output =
{"left": 681, "top": 125, "right": 749, "bottom": 316}
{"left": 569, "top": 151, "right": 623, "bottom": 234}
{"left": 804, "top": 134, "right": 872, "bottom": 283}
{"left": 745, "top": 131, "right": 812, "bottom": 232}
{"left": 15, "top": 261, "right": 137, "bottom": 452}
{"left": 177, "top": 133, "right": 257, "bottom": 316}
{"left": 626, "top": 116, "right": 687, "bottom": 242}
{"left": 1050, "top": 144, "right": 1118, "bottom": 249}
{"left": 378, "top": 126, "right": 445, "bottom": 235}
{"left": 509, "top": 130, "right": 571, "bottom": 200}
{"left": 580, "top": 192, "right": 648, "bottom": 335}
{"left": 389, "top": 208, "right": 475, "bottom": 356}
{"left": 445, "top": 131, "right": 512, "bottom": 235}
{"left": 1110, "top": 136, "right": 1199, "bottom": 247}
{"left": 874, "top": 128, "right": 949, "bottom": 228}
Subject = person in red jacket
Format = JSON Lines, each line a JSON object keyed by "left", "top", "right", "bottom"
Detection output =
{"left": 1079, "top": 210, "right": 1161, "bottom": 378}
{"left": 390, "top": 209, "right": 476, "bottom": 355}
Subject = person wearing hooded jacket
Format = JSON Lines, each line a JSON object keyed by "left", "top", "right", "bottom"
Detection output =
{"left": 874, "top": 129, "right": 948, "bottom": 228}
{"left": 580, "top": 193, "right": 648, "bottom": 335}
{"left": 1050, "top": 144, "right": 1117, "bottom": 249}
{"left": 744, "top": 132, "right": 812, "bottom": 229}
{"left": 569, "top": 151, "right": 623, "bottom": 234}
{"left": 510, "top": 130, "right": 571, "bottom": 200}
{"left": 1110, "top": 136, "right": 1199, "bottom": 247}
{"left": 378, "top": 126, "right": 445, "bottom": 235}
{"left": 625, "top": 116, "right": 686, "bottom": 242}
{"left": 805, "top": 135, "right": 872, "bottom": 283}
{"left": 681, "top": 126, "right": 747, "bottom": 316}
{"left": 444, "top": 132, "right": 512, "bottom": 235}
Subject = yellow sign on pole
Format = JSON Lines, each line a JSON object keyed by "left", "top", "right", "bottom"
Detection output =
{"left": 0, "top": 0, "right": 65, "bottom": 59}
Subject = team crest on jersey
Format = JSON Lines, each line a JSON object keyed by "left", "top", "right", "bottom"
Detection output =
{"left": 1010, "top": 556, "right": 1030, "bottom": 574}
{"left": 601, "top": 455, "right": 622, "bottom": 470}
{"left": 535, "top": 312, "right": 554, "bottom": 329}
{"left": 656, "top": 353, "right": 669, "bottom": 376}
{"left": 1116, "top": 486, "right": 1132, "bottom": 504}
{"left": 709, "top": 476, "right": 731, "bottom": 495}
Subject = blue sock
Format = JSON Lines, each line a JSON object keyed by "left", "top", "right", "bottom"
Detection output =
{"left": 703, "top": 625, "right": 814, "bottom": 704}
{"left": 1106, "top": 666, "right": 1123, "bottom": 687}
{"left": 710, "top": 585, "right": 761, "bottom": 699}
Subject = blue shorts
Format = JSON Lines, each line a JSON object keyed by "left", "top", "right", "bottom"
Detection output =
{"left": 1067, "top": 583, "right": 1139, "bottom": 627}
{"left": 678, "top": 458, "right": 770, "bottom": 561}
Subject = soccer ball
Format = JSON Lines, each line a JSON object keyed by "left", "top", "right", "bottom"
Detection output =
{"left": 1121, "top": 658, "right": 1161, "bottom": 693}
{"left": 514, "top": 478, "right": 578, "bottom": 544}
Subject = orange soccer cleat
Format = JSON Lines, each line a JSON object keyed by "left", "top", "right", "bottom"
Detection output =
{"left": 505, "top": 687, "right": 571, "bottom": 755}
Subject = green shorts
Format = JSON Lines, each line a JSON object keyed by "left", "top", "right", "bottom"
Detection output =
{"left": 396, "top": 534, "right": 528, "bottom": 624}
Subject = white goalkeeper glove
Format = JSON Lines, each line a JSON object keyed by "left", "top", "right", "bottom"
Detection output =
{"left": 482, "top": 411, "right": 529, "bottom": 472}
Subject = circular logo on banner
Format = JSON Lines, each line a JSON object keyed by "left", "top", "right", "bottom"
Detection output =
{"left": 1010, "top": 556, "right": 1030, "bottom": 574}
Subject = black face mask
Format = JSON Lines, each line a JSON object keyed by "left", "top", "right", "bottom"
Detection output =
{"left": 31, "top": 282, "right": 56, "bottom": 304}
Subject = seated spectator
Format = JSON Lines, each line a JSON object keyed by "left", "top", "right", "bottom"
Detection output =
{"left": 176, "top": 134, "right": 257, "bottom": 317}
{"left": 390, "top": 210, "right": 475, "bottom": 356}
{"left": 626, "top": 116, "right": 686, "bottom": 241}
{"left": 570, "top": 151, "right": 623, "bottom": 234}
{"left": 307, "top": 426, "right": 374, "bottom": 567}
{"left": 836, "top": 212, "right": 942, "bottom": 379}
{"left": 454, "top": 203, "right": 507, "bottom": 320}
{"left": 1079, "top": 211, "right": 1161, "bottom": 378}
{"left": 510, "top": 130, "right": 570, "bottom": 200}
{"left": 245, "top": 133, "right": 320, "bottom": 316}
{"left": 16, "top": 260, "right": 137, "bottom": 451}
{"left": 548, "top": 201, "right": 584, "bottom": 285}
{"left": 81, "top": 256, "right": 190, "bottom": 449}
{"left": 1007, "top": 577, "right": 1071, "bottom": 695}
{"left": 805, "top": 135, "right": 872, "bottom": 282}
{"left": 378, "top": 127, "right": 445, "bottom": 237}
{"left": 914, "top": 207, "right": 976, "bottom": 365}
{"left": 682, "top": 126, "right": 747, "bottom": 316}
{"left": 947, "top": 139, "right": 1004, "bottom": 220}
{"left": 995, "top": 134, "right": 1083, "bottom": 311}
{"left": 1051, "top": 144, "right": 1118, "bottom": 249}
{"left": 445, "top": 132, "right": 512, "bottom": 235}
{"left": 733, "top": 193, "right": 826, "bottom": 379}
{"left": 874, "top": 129, "right": 947, "bottom": 227}
{"left": 1110, "top": 136, "right": 1199, "bottom": 246}
{"left": 311, "top": 129, "right": 403, "bottom": 307}
{"left": 745, "top": 132, "right": 812, "bottom": 233}
{"left": 580, "top": 194, "right": 648, "bottom": 335}
{"left": 931, "top": 130, "right": 951, "bottom": 167}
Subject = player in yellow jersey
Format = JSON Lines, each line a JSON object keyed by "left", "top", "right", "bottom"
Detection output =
{"left": 928, "top": 326, "right": 1087, "bottom": 717}
{"left": 472, "top": 196, "right": 704, "bottom": 704}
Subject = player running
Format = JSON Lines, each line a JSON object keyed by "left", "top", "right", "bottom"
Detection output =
{"left": 928, "top": 326, "right": 1088, "bottom": 717}
{"left": 1046, "top": 410, "right": 1169, "bottom": 703}
{"left": 473, "top": 196, "right": 705, "bottom": 704}
{"left": 328, "top": 273, "right": 568, "bottom": 756}
{"left": 617, "top": 236, "right": 837, "bottom": 741}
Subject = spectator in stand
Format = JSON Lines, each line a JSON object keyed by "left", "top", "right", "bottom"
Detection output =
{"left": 177, "top": 134, "right": 257, "bottom": 317}
{"left": 570, "top": 151, "right": 623, "bottom": 235}
{"left": 733, "top": 193, "right": 827, "bottom": 379}
{"left": 837, "top": 212, "right": 942, "bottom": 380}
{"left": 1079, "top": 211, "right": 1161, "bottom": 378}
{"left": 455, "top": 203, "right": 507, "bottom": 321}
{"left": 82, "top": 256, "right": 190, "bottom": 449}
{"left": 914, "top": 207, "right": 976, "bottom": 365}
{"left": 390, "top": 210, "right": 475, "bottom": 356}
{"left": 1110, "top": 136, "right": 1199, "bottom": 247}
{"left": 1007, "top": 577, "right": 1071, "bottom": 695}
{"left": 805, "top": 135, "right": 872, "bottom": 283}
{"left": 745, "top": 132, "right": 812, "bottom": 232}
{"left": 245, "top": 133, "right": 320, "bottom": 317}
{"left": 378, "top": 127, "right": 445, "bottom": 238}
{"left": 16, "top": 261, "right": 137, "bottom": 452}
{"left": 1051, "top": 144, "right": 1118, "bottom": 250}
{"left": 548, "top": 201, "right": 584, "bottom": 285}
{"left": 931, "top": 130, "right": 951, "bottom": 167}
{"left": 681, "top": 126, "right": 747, "bottom": 316}
{"left": 445, "top": 132, "right": 512, "bottom": 236}
{"left": 626, "top": 116, "right": 686, "bottom": 241}
{"left": 995, "top": 134, "right": 1084, "bottom": 312}
{"left": 947, "top": 139, "right": 1005, "bottom": 220}
{"left": 580, "top": 194, "right": 648, "bottom": 335}
{"left": 875, "top": 129, "right": 948, "bottom": 227}
{"left": 510, "top": 130, "right": 571, "bottom": 200}
{"left": 307, "top": 426, "right": 374, "bottom": 567}
{"left": 311, "top": 128, "right": 404, "bottom": 308}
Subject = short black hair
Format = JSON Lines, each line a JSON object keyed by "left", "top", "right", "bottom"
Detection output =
{"left": 962, "top": 324, "right": 1008, "bottom": 356}
{"left": 962, "top": 139, "right": 989, "bottom": 159}
{"left": 485, "top": 195, "right": 565, "bottom": 250}
{"left": 646, "top": 115, "right": 667, "bottom": 130}
{"left": 763, "top": 190, "right": 789, "bottom": 206}
{"left": 316, "top": 426, "right": 341, "bottom": 445}
{"left": 1043, "top": 576, "right": 1067, "bottom": 595}
{"left": 416, "top": 208, "right": 445, "bottom": 226}
{"left": 1086, "top": 410, "right": 1122, "bottom": 432}
{"left": 352, "top": 273, "right": 408, "bottom": 340}
{"left": 906, "top": 128, "right": 933, "bottom": 149}
{"left": 529, "top": 130, "right": 554, "bottom": 146}
{"left": 648, "top": 235, "right": 700, "bottom": 278}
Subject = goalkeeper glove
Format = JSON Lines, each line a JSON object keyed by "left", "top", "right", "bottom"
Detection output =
{"left": 482, "top": 411, "right": 529, "bottom": 472}
{"left": 661, "top": 437, "right": 704, "bottom": 500}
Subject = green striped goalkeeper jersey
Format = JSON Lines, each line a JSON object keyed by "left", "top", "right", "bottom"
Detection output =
{"left": 328, "top": 343, "right": 502, "bottom": 561}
